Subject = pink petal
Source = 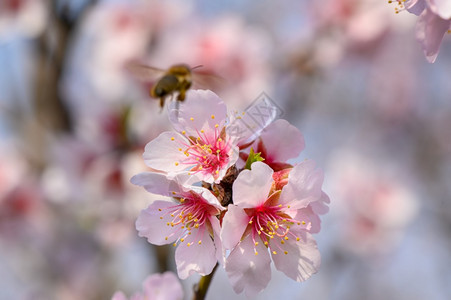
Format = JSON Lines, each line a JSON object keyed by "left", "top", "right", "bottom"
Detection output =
{"left": 229, "top": 94, "right": 278, "bottom": 146}
{"left": 291, "top": 206, "right": 322, "bottom": 234}
{"left": 225, "top": 236, "right": 272, "bottom": 297}
{"left": 271, "top": 232, "right": 320, "bottom": 282}
{"left": 130, "top": 172, "right": 187, "bottom": 197}
{"left": 136, "top": 202, "right": 180, "bottom": 245}
{"left": 257, "top": 119, "right": 305, "bottom": 163}
{"left": 427, "top": 0, "right": 451, "bottom": 19}
{"left": 280, "top": 160, "right": 324, "bottom": 209}
{"left": 175, "top": 227, "right": 217, "bottom": 279}
{"left": 232, "top": 162, "right": 273, "bottom": 208}
{"left": 142, "top": 272, "right": 183, "bottom": 300}
{"left": 406, "top": 0, "right": 426, "bottom": 15}
{"left": 310, "top": 191, "right": 330, "bottom": 215}
{"left": 143, "top": 132, "right": 190, "bottom": 174}
{"left": 221, "top": 205, "right": 250, "bottom": 250}
{"left": 416, "top": 8, "right": 450, "bottom": 63}
{"left": 169, "top": 90, "right": 227, "bottom": 135}
{"left": 210, "top": 216, "right": 225, "bottom": 265}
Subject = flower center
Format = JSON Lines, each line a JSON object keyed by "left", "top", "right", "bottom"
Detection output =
{"left": 179, "top": 125, "right": 231, "bottom": 178}
{"left": 159, "top": 194, "right": 218, "bottom": 247}
{"left": 387, "top": 0, "right": 406, "bottom": 14}
{"left": 246, "top": 201, "right": 307, "bottom": 256}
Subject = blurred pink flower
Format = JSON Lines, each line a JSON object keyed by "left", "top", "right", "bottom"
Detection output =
{"left": 112, "top": 272, "right": 183, "bottom": 300}
{"left": 0, "top": 0, "right": 47, "bottom": 41}
{"left": 132, "top": 171, "right": 223, "bottom": 279}
{"left": 221, "top": 162, "right": 329, "bottom": 297}
{"left": 404, "top": 0, "right": 451, "bottom": 62}
{"left": 328, "top": 152, "right": 418, "bottom": 256}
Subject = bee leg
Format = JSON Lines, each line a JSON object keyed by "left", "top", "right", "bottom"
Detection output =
{"left": 159, "top": 97, "right": 165, "bottom": 109}
{"left": 177, "top": 89, "right": 186, "bottom": 101}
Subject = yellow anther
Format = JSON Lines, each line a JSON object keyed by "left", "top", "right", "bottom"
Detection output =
{"left": 201, "top": 129, "right": 204, "bottom": 133}
{"left": 218, "top": 138, "right": 222, "bottom": 142}
{"left": 216, "top": 149, "right": 220, "bottom": 153}
{"left": 272, "top": 251, "right": 277, "bottom": 255}
{"left": 287, "top": 205, "right": 291, "bottom": 208}
{"left": 166, "top": 222, "right": 170, "bottom": 226}
{"left": 173, "top": 243, "right": 177, "bottom": 247}
{"left": 284, "top": 251, "right": 288, "bottom": 255}
{"left": 302, "top": 221, "right": 306, "bottom": 225}
{"left": 171, "top": 137, "right": 175, "bottom": 141}
{"left": 296, "top": 237, "right": 300, "bottom": 241}
{"left": 194, "top": 224, "right": 199, "bottom": 228}
{"left": 257, "top": 231, "right": 261, "bottom": 235}
{"left": 281, "top": 240, "right": 285, "bottom": 244}
{"left": 255, "top": 242, "right": 259, "bottom": 246}
{"left": 175, "top": 162, "right": 179, "bottom": 166}
{"left": 255, "top": 252, "right": 259, "bottom": 255}
{"left": 158, "top": 208, "right": 162, "bottom": 211}
{"left": 160, "top": 217, "right": 163, "bottom": 220}
{"left": 297, "top": 222, "right": 301, "bottom": 225}
{"left": 278, "top": 204, "right": 282, "bottom": 207}
{"left": 284, "top": 236, "right": 289, "bottom": 240}
{"left": 190, "top": 117, "right": 194, "bottom": 121}
{"left": 215, "top": 170, "right": 219, "bottom": 174}
{"left": 165, "top": 237, "right": 168, "bottom": 240}
{"left": 211, "top": 115, "right": 215, "bottom": 119}
{"left": 249, "top": 220, "right": 253, "bottom": 224}
{"left": 172, "top": 191, "right": 176, "bottom": 195}
{"left": 178, "top": 148, "right": 182, "bottom": 151}
{"left": 182, "top": 130, "right": 186, "bottom": 135}
{"left": 215, "top": 124, "right": 219, "bottom": 128}
{"left": 180, "top": 238, "right": 185, "bottom": 242}
{"left": 198, "top": 240, "right": 202, "bottom": 245}
{"left": 264, "top": 241, "right": 268, "bottom": 246}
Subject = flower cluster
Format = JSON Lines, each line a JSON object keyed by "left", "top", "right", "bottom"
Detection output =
{"left": 131, "top": 90, "right": 329, "bottom": 297}
{"left": 392, "top": 0, "right": 451, "bottom": 62}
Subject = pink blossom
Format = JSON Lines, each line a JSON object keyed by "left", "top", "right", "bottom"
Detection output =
{"left": 142, "top": 90, "right": 241, "bottom": 183}
{"left": 131, "top": 172, "right": 223, "bottom": 279}
{"left": 112, "top": 272, "right": 183, "bottom": 300}
{"left": 221, "top": 162, "right": 329, "bottom": 297}
{"left": 404, "top": 0, "right": 451, "bottom": 62}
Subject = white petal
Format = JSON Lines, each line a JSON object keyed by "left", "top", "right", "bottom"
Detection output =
{"left": 225, "top": 236, "right": 271, "bottom": 297}
{"left": 130, "top": 172, "right": 187, "bottom": 197}
{"left": 171, "top": 90, "right": 227, "bottom": 134}
{"left": 271, "top": 232, "right": 320, "bottom": 282}
{"left": 175, "top": 227, "right": 217, "bottom": 279}
{"left": 143, "top": 132, "right": 189, "bottom": 173}
{"left": 232, "top": 161, "right": 273, "bottom": 207}
{"left": 221, "top": 205, "right": 250, "bottom": 250}
{"left": 280, "top": 160, "right": 324, "bottom": 209}
{"left": 136, "top": 201, "right": 180, "bottom": 245}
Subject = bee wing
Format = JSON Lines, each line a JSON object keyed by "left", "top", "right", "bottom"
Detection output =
{"left": 191, "top": 72, "right": 227, "bottom": 91}
{"left": 125, "top": 62, "right": 166, "bottom": 82}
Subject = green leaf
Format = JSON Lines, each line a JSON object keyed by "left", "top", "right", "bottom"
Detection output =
{"left": 244, "top": 148, "right": 265, "bottom": 170}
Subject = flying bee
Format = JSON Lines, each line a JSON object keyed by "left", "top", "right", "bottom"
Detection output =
{"left": 127, "top": 63, "right": 224, "bottom": 108}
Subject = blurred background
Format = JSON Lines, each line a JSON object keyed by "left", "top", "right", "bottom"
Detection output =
{"left": 1, "top": 0, "right": 450, "bottom": 299}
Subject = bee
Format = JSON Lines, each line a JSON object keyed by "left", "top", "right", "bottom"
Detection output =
{"left": 127, "top": 63, "right": 223, "bottom": 108}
